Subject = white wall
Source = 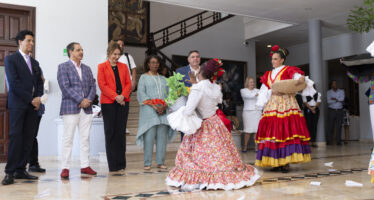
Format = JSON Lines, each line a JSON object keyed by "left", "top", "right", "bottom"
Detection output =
{"left": 0, "top": 0, "right": 108, "bottom": 156}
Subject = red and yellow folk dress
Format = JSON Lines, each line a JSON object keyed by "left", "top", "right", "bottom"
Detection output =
{"left": 255, "top": 66, "right": 311, "bottom": 167}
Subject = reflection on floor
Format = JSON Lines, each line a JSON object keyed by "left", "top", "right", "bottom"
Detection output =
{"left": 0, "top": 141, "right": 373, "bottom": 200}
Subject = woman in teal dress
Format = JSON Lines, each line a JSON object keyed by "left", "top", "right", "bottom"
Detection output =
{"left": 136, "top": 55, "right": 176, "bottom": 170}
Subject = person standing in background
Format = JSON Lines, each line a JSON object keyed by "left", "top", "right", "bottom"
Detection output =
{"left": 57, "top": 42, "right": 97, "bottom": 179}
{"left": 302, "top": 85, "right": 321, "bottom": 148}
{"left": 116, "top": 38, "right": 137, "bottom": 91}
{"left": 176, "top": 50, "right": 201, "bottom": 141}
{"left": 2, "top": 30, "right": 43, "bottom": 185}
{"left": 136, "top": 55, "right": 175, "bottom": 171}
{"left": 240, "top": 77, "right": 262, "bottom": 153}
{"left": 28, "top": 71, "right": 47, "bottom": 173}
{"left": 115, "top": 38, "right": 137, "bottom": 135}
{"left": 326, "top": 80, "right": 345, "bottom": 145}
{"left": 98, "top": 41, "right": 131, "bottom": 173}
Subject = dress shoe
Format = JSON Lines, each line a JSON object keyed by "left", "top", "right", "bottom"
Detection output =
{"left": 14, "top": 171, "right": 38, "bottom": 180}
{"left": 29, "top": 165, "right": 46, "bottom": 173}
{"left": 81, "top": 167, "right": 97, "bottom": 175}
{"left": 60, "top": 169, "right": 69, "bottom": 179}
{"left": 1, "top": 174, "right": 14, "bottom": 185}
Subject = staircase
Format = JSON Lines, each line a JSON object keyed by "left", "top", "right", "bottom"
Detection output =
{"left": 147, "top": 11, "right": 234, "bottom": 71}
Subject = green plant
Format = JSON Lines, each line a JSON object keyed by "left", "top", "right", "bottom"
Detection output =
{"left": 165, "top": 72, "right": 189, "bottom": 106}
{"left": 347, "top": 0, "right": 374, "bottom": 33}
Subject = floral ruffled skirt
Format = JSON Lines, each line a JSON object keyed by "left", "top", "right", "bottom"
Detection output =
{"left": 166, "top": 115, "right": 260, "bottom": 191}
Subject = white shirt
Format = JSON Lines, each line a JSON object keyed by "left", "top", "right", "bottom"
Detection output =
{"left": 118, "top": 53, "right": 136, "bottom": 80}
{"left": 18, "top": 49, "right": 29, "bottom": 64}
{"left": 184, "top": 79, "right": 222, "bottom": 119}
{"left": 189, "top": 65, "right": 200, "bottom": 82}
{"left": 70, "top": 59, "right": 82, "bottom": 80}
{"left": 189, "top": 65, "right": 200, "bottom": 75}
{"left": 241, "top": 88, "right": 260, "bottom": 111}
{"left": 327, "top": 89, "right": 345, "bottom": 109}
{"left": 302, "top": 92, "right": 322, "bottom": 107}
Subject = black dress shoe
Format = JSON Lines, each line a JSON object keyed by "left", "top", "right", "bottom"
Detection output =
{"left": 29, "top": 165, "right": 46, "bottom": 173}
{"left": 1, "top": 174, "right": 14, "bottom": 185}
{"left": 14, "top": 171, "right": 38, "bottom": 180}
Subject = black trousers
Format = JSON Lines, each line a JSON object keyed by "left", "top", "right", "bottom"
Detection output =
{"left": 28, "top": 116, "right": 42, "bottom": 166}
{"left": 327, "top": 108, "right": 343, "bottom": 144}
{"left": 5, "top": 105, "right": 38, "bottom": 174}
{"left": 304, "top": 107, "right": 320, "bottom": 143}
{"left": 101, "top": 102, "right": 129, "bottom": 171}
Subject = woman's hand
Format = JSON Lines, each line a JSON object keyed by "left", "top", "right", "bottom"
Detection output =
{"left": 296, "top": 76, "right": 305, "bottom": 85}
{"left": 115, "top": 95, "right": 125, "bottom": 104}
{"left": 187, "top": 70, "right": 198, "bottom": 84}
{"left": 157, "top": 105, "right": 168, "bottom": 115}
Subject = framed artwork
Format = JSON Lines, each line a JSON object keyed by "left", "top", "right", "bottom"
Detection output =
{"left": 172, "top": 55, "right": 247, "bottom": 104}
{"left": 108, "top": 0, "right": 150, "bottom": 46}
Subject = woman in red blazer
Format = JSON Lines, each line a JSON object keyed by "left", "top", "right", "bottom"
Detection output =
{"left": 97, "top": 41, "right": 131, "bottom": 172}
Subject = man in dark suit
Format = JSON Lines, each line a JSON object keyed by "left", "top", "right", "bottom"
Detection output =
{"left": 176, "top": 50, "right": 201, "bottom": 87}
{"left": 2, "top": 30, "right": 43, "bottom": 185}
{"left": 176, "top": 50, "right": 201, "bottom": 140}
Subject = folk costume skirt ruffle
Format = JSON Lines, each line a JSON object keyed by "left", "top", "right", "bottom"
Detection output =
{"left": 255, "top": 94, "right": 311, "bottom": 167}
{"left": 166, "top": 115, "right": 260, "bottom": 191}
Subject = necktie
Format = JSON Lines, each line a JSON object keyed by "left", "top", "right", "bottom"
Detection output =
{"left": 25, "top": 54, "right": 33, "bottom": 74}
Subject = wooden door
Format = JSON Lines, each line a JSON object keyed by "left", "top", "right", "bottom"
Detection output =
{"left": 0, "top": 3, "right": 35, "bottom": 162}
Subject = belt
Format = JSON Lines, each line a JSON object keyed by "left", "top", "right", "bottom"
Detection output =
{"left": 329, "top": 108, "right": 342, "bottom": 111}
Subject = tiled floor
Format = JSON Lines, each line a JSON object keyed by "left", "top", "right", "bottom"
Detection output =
{"left": 0, "top": 141, "right": 373, "bottom": 200}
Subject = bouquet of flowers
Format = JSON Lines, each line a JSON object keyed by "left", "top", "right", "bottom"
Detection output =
{"left": 165, "top": 72, "right": 189, "bottom": 112}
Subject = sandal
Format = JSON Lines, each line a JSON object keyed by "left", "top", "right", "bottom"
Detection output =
{"left": 144, "top": 166, "right": 151, "bottom": 171}
{"left": 157, "top": 165, "right": 167, "bottom": 169}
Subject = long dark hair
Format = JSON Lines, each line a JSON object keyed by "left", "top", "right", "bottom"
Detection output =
{"left": 143, "top": 55, "right": 161, "bottom": 72}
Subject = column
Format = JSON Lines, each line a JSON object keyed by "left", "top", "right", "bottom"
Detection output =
{"left": 308, "top": 19, "right": 326, "bottom": 144}
{"left": 246, "top": 39, "right": 256, "bottom": 79}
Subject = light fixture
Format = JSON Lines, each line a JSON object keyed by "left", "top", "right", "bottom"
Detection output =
{"left": 267, "top": 45, "right": 272, "bottom": 48}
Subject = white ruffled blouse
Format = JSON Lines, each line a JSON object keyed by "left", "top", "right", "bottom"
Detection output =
{"left": 184, "top": 79, "right": 222, "bottom": 119}
{"left": 256, "top": 65, "right": 316, "bottom": 108}
{"left": 167, "top": 79, "right": 222, "bottom": 135}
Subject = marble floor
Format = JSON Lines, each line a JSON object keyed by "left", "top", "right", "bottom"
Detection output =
{"left": 0, "top": 142, "right": 374, "bottom": 200}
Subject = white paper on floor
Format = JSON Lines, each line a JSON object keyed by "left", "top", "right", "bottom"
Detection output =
{"left": 34, "top": 189, "right": 50, "bottom": 199}
{"left": 324, "top": 162, "right": 334, "bottom": 167}
{"left": 310, "top": 181, "right": 321, "bottom": 186}
{"left": 328, "top": 169, "right": 336, "bottom": 172}
{"left": 345, "top": 180, "right": 363, "bottom": 187}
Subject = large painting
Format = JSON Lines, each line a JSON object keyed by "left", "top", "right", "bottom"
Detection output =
{"left": 172, "top": 55, "right": 247, "bottom": 105}
{"left": 108, "top": 0, "right": 150, "bottom": 46}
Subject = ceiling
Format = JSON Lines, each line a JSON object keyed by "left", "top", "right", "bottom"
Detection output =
{"left": 149, "top": 0, "right": 364, "bottom": 56}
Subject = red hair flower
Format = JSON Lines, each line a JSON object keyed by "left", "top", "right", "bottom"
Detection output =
{"left": 213, "top": 58, "right": 223, "bottom": 67}
{"left": 270, "top": 45, "right": 280, "bottom": 57}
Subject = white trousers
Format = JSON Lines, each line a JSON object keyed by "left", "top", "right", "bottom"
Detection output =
{"left": 370, "top": 104, "right": 374, "bottom": 142}
{"left": 62, "top": 109, "right": 93, "bottom": 169}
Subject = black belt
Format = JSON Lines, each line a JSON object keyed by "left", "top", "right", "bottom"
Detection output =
{"left": 329, "top": 108, "right": 342, "bottom": 111}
